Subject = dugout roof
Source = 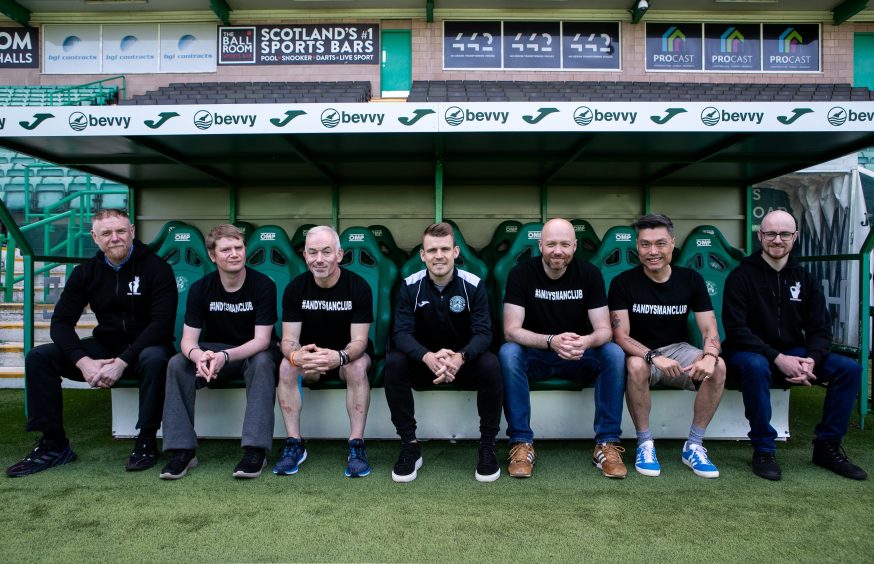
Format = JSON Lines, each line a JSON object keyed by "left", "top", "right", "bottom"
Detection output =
{"left": 0, "top": 99, "right": 873, "bottom": 190}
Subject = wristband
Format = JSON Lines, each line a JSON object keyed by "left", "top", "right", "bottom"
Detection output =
{"left": 644, "top": 350, "right": 662, "bottom": 364}
{"left": 701, "top": 351, "right": 719, "bottom": 362}
{"left": 187, "top": 346, "right": 201, "bottom": 361}
{"left": 221, "top": 350, "right": 230, "bottom": 364}
{"left": 289, "top": 351, "right": 298, "bottom": 368}
{"left": 338, "top": 350, "right": 349, "bottom": 366}
{"left": 546, "top": 335, "right": 555, "bottom": 352}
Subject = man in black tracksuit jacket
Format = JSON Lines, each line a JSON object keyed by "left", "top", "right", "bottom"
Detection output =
{"left": 723, "top": 209, "right": 866, "bottom": 481}
{"left": 6, "top": 209, "right": 177, "bottom": 477}
{"left": 384, "top": 222, "right": 502, "bottom": 483}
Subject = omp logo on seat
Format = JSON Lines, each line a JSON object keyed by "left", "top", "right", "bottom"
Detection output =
{"left": 527, "top": 231, "right": 541, "bottom": 240}
{"left": 174, "top": 233, "right": 191, "bottom": 241}
{"left": 506, "top": 225, "right": 518, "bottom": 233}
{"left": 615, "top": 233, "right": 632, "bottom": 241}
{"left": 348, "top": 234, "right": 365, "bottom": 242}
{"left": 696, "top": 239, "right": 712, "bottom": 247}
{"left": 259, "top": 232, "right": 277, "bottom": 241}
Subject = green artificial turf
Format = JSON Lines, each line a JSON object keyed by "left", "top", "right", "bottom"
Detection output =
{"left": 0, "top": 387, "right": 872, "bottom": 563}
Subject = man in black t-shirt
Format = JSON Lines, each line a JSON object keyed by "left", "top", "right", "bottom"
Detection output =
{"left": 609, "top": 213, "right": 725, "bottom": 479}
{"left": 160, "top": 224, "right": 281, "bottom": 480}
{"left": 273, "top": 226, "right": 374, "bottom": 478}
{"left": 500, "top": 218, "right": 626, "bottom": 479}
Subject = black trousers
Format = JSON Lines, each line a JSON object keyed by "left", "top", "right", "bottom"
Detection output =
{"left": 383, "top": 350, "right": 503, "bottom": 444}
{"left": 24, "top": 338, "right": 175, "bottom": 435}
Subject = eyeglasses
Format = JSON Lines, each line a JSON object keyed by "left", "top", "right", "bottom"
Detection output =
{"left": 760, "top": 231, "right": 796, "bottom": 241}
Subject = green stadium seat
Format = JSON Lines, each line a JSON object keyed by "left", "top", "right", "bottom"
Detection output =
{"left": 368, "top": 224, "right": 408, "bottom": 269}
{"left": 677, "top": 225, "right": 742, "bottom": 345}
{"left": 2, "top": 177, "right": 30, "bottom": 211}
{"left": 245, "top": 225, "right": 307, "bottom": 336}
{"left": 591, "top": 225, "right": 639, "bottom": 292}
{"left": 687, "top": 224, "right": 745, "bottom": 261}
{"left": 290, "top": 223, "right": 317, "bottom": 254}
{"left": 571, "top": 218, "right": 601, "bottom": 261}
{"left": 154, "top": 225, "right": 215, "bottom": 351}
{"left": 233, "top": 221, "right": 257, "bottom": 242}
{"left": 99, "top": 181, "right": 128, "bottom": 210}
{"left": 313, "top": 226, "right": 398, "bottom": 389}
{"left": 147, "top": 220, "right": 191, "bottom": 251}
{"left": 491, "top": 222, "right": 543, "bottom": 307}
{"left": 480, "top": 220, "right": 524, "bottom": 271}
{"left": 36, "top": 181, "right": 66, "bottom": 211}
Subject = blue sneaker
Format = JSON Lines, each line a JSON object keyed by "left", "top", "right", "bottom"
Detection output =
{"left": 682, "top": 441, "right": 719, "bottom": 478}
{"left": 345, "top": 438, "right": 371, "bottom": 478}
{"left": 635, "top": 440, "right": 661, "bottom": 477}
{"left": 272, "top": 437, "right": 307, "bottom": 475}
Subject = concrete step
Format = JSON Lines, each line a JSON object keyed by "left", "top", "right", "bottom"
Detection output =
{"left": 0, "top": 320, "right": 95, "bottom": 342}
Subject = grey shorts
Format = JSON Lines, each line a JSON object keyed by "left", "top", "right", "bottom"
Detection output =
{"left": 649, "top": 342, "right": 704, "bottom": 391}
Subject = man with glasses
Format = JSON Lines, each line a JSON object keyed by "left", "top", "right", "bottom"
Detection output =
{"left": 6, "top": 209, "right": 177, "bottom": 477}
{"left": 723, "top": 210, "right": 866, "bottom": 481}
{"left": 609, "top": 213, "right": 725, "bottom": 478}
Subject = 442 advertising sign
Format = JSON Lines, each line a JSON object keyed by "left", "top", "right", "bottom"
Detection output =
{"left": 219, "top": 24, "right": 378, "bottom": 65}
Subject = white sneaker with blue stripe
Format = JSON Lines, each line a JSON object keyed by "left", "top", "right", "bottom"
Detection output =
{"left": 634, "top": 440, "right": 661, "bottom": 477}
{"left": 682, "top": 441, "right": 719, "bottom": 478}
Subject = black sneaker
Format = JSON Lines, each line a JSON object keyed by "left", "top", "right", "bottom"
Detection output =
{"left": 475, "top": 442, "right": 500, "bottom": 483}
{"left": 752, "top": 450, "right": 782, "bottom": 481}
{"left": 6, "top": 439, "right": 77, "bottom": 477}
{"left": 159, "top": 450, "right": 197, "bottom": 480}
{"left": 812, "top": 440, "right": 868, "bottom": 481}
{"left": 125, "top": 436, "right": 158, "bottom": 472}
{"left": 391, "top": 441, "right": 423, "bottom": 483}
{"left": 233, "top": 447, "right": 267, "bottom": 479}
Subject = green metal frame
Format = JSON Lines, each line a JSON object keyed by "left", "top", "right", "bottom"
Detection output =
{"left": 0, "top": 0, "right": 29, "bottom": 28}
{"left": 834, "top": 0, "right": 869, "bottom": 25}
{"left": 209, "top": 0, "right": 232, "bottom": 25}
{"left": 629, "top": 0, "right": 648, "bottom": 24}
{"left": 43, "top": 76, "right": 126, "bottom": 106}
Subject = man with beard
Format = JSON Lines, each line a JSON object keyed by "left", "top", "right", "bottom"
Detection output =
{"left": 6, "top": 209, "right": 177, "bottom": 477}
{"left": 723, "top": 210, "right": 867, "bottom": 481}
{"left": 500, "top": 218, "right": 626, "bottom": 479}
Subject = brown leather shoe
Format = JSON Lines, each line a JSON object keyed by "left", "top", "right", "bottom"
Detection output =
{"left": 508, "top": 442, "right": 535, "bottom": 478}
{"left": 593, "top": 443, "right": 627, "bottom": 479}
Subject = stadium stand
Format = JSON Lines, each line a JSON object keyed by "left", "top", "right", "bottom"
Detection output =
{"left": 0, "top": 85, "right": 118, "bottom": 106}
{"left": 407, "top": 81, "right": 874, "bottom": 102}
{"left": 118, "top": 81, "right": 373, "bottom": 105}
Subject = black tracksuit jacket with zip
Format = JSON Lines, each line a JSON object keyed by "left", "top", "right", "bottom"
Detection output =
{"left": 722, "top": 252, "right": 832, "bottom": 368}
{"left": 393, "top": 267, "right": 492, "bottom": 362}
{"left": 50, "top": 239, "right": 177, "bottom": 365}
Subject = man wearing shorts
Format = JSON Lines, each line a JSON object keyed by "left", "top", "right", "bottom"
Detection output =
{"left": 273, "top": 226, "right": 374, "bottom": 478}
{"left": 609, "top": 213, "right": 725, "bottom": 478}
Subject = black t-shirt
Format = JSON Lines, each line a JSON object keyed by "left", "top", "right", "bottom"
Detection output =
{"left": 504, "top": 256, "right": 607, "bottom": 336}
{"left": 185, "top": 267, "right": 278, "bottom": 345}
{"left": 282, "top": 268, "right": 374, "bottom": 351}
{"left": 608, "top": 265, "right": 713, "bottom": 349}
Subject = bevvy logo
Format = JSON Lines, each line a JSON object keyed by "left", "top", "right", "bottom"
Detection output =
{"left": 700, "top": 106, "right": 764, "bottom": 127}
{"left": 573, "top": 106, "right": 637, "bottom": 126}
{"left": 194, "top": 110, "right": 256, "bottom": 130}
{"left": 443, "top": 106, "right": 508, "bottom": 127}
{"left": 321, "top": 107, "right": 384, "bottom": 128}
{"left": 827, "top": 106, "right": 874, "bottom": 127}
{"left": 68, "top": 111, "right": 131, "bottom": 131}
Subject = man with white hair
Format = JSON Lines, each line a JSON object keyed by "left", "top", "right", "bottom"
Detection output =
{"left": 274, "top": 226, "right": 374, "bottom": 478}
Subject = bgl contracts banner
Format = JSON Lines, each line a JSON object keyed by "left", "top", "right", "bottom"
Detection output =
{"left": 218, "top": 24, "right": 378, "bottom": 65}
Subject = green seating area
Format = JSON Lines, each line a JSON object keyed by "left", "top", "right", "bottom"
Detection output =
{"left": 139, "top": 220, "right": 746, "bottom": 393}
{"left": 0, "top": 85, "right": 118, "bottom": 107}
{"left": 0, "top": 150, "right": 128, "bottom": 216}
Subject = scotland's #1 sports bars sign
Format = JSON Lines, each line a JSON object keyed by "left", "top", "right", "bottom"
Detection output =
{"left": 218, "top": 24, "right": 378, "bottom": 65}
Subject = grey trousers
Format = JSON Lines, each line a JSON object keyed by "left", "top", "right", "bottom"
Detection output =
{"left": 162, "top": 344, "right": 280, "bottom": 451}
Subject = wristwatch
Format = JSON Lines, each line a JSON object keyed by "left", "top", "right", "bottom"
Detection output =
{"left": 644, "top": 350, "right": 662, "bottom": 365}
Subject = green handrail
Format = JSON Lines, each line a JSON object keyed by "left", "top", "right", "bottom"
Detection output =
{"left": 797, "top": 231, "right": 874, "bottom": 428}
{"left": 44, "top": 76, "right": 126, "bottom": 106}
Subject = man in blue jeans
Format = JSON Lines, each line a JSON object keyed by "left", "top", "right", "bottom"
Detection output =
{"left": 500, "top": 218, "right": 626, "bottom": 479}
{"left": 723, "top": 210, "right": 866, "bottom": 481}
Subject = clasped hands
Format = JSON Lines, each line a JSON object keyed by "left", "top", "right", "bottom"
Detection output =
{"left": 423, "top": 349, "right": 465, "bottom": 385}
{"left": 77, "top": 356, "right": 128, "bottom": 389}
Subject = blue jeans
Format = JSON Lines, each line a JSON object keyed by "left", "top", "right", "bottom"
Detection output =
{"left": 725, "top": 348, "right": 861, "bottom": 452}
{"left": 499, "top": 341, "right": 625, "bottom": 444}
